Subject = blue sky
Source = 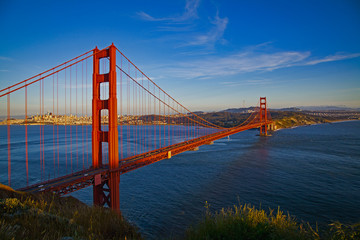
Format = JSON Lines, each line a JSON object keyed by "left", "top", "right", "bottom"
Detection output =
{"left": 0, "top": 0, "right": 359, "bottom": 111}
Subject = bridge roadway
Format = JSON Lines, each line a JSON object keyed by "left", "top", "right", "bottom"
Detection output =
{"left": 19, "top": 121, "right": 271, "bottom": 196}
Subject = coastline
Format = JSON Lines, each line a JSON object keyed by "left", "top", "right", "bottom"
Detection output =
{"left": 277, "top": 118, "right": 359, "bottom": 131}
{"left": 272, "top": 112, "right": 359, "bottom": 131}
{"left": 329, "top": 119, "right": 360, "bottom": 124}
{"left": 1, "top": 118, "right": 359, "bottom": 128}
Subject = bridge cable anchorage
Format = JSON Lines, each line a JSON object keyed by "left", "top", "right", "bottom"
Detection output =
{"left": 0, "top": 43, "right": 272, "bottom": 212}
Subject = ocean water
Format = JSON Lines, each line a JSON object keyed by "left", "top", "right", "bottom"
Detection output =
{"left": 1, "top": 121, "right": 360, "bottom": 239}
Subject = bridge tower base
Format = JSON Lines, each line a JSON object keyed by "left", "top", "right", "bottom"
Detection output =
{"left": 92, "top": 44, "right": 120, "bottom": 213}
{"left": 259, "top": 97, "right": 268, "bottom": 136}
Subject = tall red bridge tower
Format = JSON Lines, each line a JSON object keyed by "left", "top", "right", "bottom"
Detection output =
{"left": 92, "top": 44, "right": 120, "bottom": 212}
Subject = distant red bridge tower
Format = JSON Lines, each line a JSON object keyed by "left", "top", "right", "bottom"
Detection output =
{"left": 259, "top": 97, "right": 268, "bottom": 136}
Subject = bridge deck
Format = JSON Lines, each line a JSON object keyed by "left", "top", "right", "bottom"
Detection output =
{"left": 19, "top": 122, "right": 272, "bottom": 195}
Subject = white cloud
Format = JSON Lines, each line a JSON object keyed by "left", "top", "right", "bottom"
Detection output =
{"left": 0, "top": 56, "right": 12, "bottom": 61}
{"left": 246, "top": 79, "right": 272, "bottom": 85}
{"left": 137, "top": 11, "right": 158, "bottom": 21}
{"left": 184, "top": 13, "right": 228, "bottom": 47}
{"left": 137, "top": 0, "right": 200, "bottom": 23}
{"left": 153, "top": 45, "right": 360, "bottom": 80}
{"left": 160, "top": 50, "right": 310, "bottom": 79}
{"left": 137, "top": 0, "right": 228, "bottom": 48}
{"left": 304, "top": 53, "right": 360, "bottom": 65}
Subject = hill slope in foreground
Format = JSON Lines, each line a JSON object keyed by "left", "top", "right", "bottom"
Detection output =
{"left": 0, "top": 183, "right": 142, "bottom": 240}
{"left": 1, "top": 184, "right": 359, "bottom": 240}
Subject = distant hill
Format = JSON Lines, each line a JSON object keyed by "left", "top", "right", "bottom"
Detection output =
{"left": 221, "top": 107, "right": 257, "bottom": 113}
{"left": 297, "top": 106, "right": 360, "bottom": 111}
{"left": 221, "top": 107, "right": 303, "bottom": 112}
{"left": 221, "top": 106, "right": 360, "bottom": 112}
{"left": 191, "top": 111, "right": 204, "bottom": 115}
{"left": 272, "top": 107, "right": 302, "bottom": 112}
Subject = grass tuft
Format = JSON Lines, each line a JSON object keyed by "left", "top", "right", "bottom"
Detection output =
{"left": 185, "top": 202, "right": 360, "bottom": 240}
{"left": 0, "top": 183, "right": 142, "bottom": 240}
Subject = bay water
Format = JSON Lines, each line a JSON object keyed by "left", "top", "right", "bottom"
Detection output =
{"left": 1, "top": 121, "right": 359, "bottom": 239}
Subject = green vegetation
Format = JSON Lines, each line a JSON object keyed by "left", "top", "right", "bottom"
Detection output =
{"left": 185, "top": 202, "right": 360, "bottom": 240}
{"left": 1, "top": 186, "right": 359, "bottom": 240}
{"left": 0, "top": 184, "right": 360, "bottom": 240}
{"left": 199, "top": 110, "right": 345, "bottom": 129}
{"left": 270, "top": 111, "right": 333, "bottom": 129}
{"left": 199, "top": 111, "right": 334, "bottom": 129}
{"left": 0, "top": 183, "right": 142, "bottom": 240}
{"left": 201, "top": 112, "right": 257, "bottom": 128}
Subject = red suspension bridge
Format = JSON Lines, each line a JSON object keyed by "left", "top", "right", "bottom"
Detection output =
{"left": 0, "top": 44, "right": 273, "bottom": 213}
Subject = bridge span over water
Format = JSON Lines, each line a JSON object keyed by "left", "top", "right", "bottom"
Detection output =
{"left": 0, "top": 44, "right": 273, "bottom": 212}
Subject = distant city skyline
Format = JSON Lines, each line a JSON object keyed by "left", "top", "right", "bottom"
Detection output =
{"left": 1, "top": 0, "right": 359, "bottom": 111}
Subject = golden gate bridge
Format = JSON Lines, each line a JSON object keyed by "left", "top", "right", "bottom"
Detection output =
{"left": 0, "top": 44, "right": 273, "bottom": 213}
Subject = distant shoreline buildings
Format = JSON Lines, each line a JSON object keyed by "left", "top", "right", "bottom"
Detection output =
{"left": 0, "top": 112, "right": 188, "bottom": 126}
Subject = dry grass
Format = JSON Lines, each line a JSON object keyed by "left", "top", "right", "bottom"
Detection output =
{"left": 185, "top": 202, "right": 360, "bottom": 240}
{"left": 1, "top": 184, "right": 359, "bottom": 240}
{"left": 0, "top": 184, "right": 142, "bottom": 240}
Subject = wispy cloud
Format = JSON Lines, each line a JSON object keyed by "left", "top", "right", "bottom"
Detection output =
{"left": 137, "top": 0, "right": 200, "bottom": 23}
{"left": 0, "top": 56, "right": 12, "bottom": 61}
{"left": 246, "top": 79, "right": 272, "bottom": 85}
{"left": 154, "top": 45, "right": 360, "bottom": 80}
{"left": 221, "top": 79, "right": 272, "bottom": 87}
{"left": 160, "top": 50, "right": 310, "bottom": 79}
{"left": 137, "top": 0, "right": 228, "bottom": 48}
{"left": 184, "top": 13, "right": 228, "bottom": 47}
{"left": 304, "top": 52, "right": 360, "bottom": 65}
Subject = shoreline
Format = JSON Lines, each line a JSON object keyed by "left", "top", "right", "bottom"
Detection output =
{"left": 329, "top": 119, "right": 360, "bottom": 124}
{"left": 1, "top": 118, "right": 359, "bottom": 128}
{"left": 273, "top": 118, "right": 359, "bottom": 131}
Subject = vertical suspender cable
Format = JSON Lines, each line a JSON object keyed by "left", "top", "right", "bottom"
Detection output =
{"left": 53, "top": 70, "right": 55, "bottom": 176}
{"left": 7, "top": 90, "right": 11, "bottom": 186}
{"left": 65, "top": 67, "right": 68, "bottom": 172}
{"left": 70, "top": 67, "right": 72, "bottom": 172}
{"left": 120, "top": 55, "right": 123, "bottom": 159}
{"left": 39, "top": 76, "right": 42, "bottom": 179}
{"left": 42, "top": 76, "right": 45, "bottom": 177}
{"left": 25, "top": 80, "right": 28, "bottom": 185}
{"left": 76, "top": 63, "right": 78, "bottom": 169}
{"left": 82, "top": 61, "right": 84, "bottom": 169}
{"left": 57, "top": 72, "right": 59, "bottom": 171}
{"left": 86, "top": 59, "right": 88, "bottom": 166}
